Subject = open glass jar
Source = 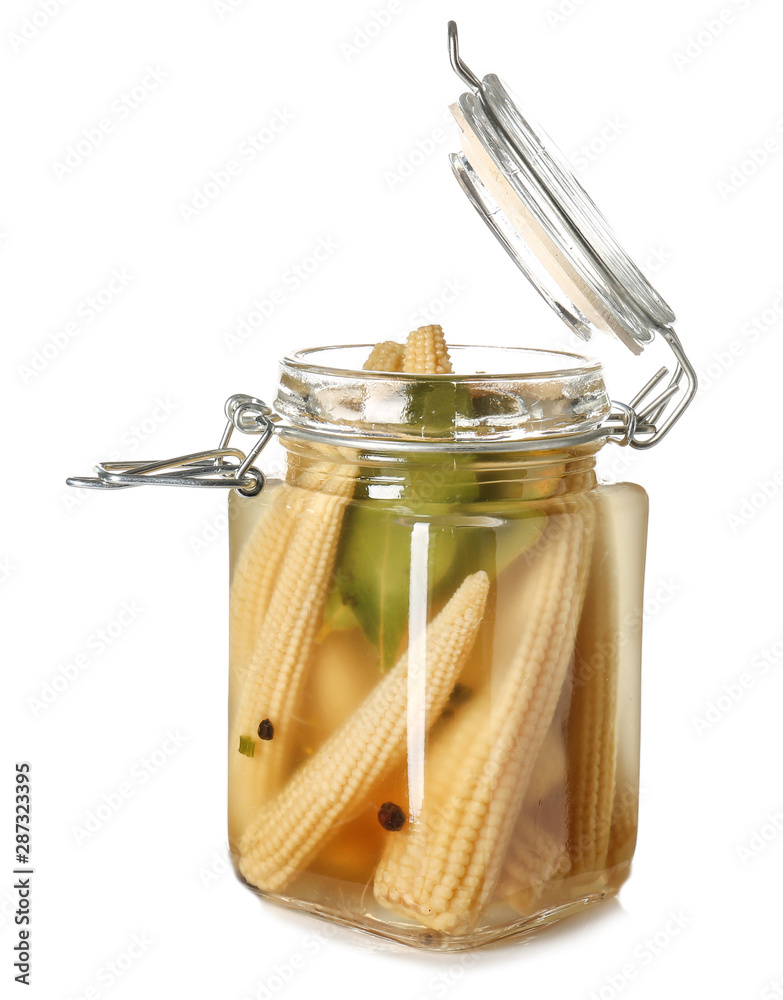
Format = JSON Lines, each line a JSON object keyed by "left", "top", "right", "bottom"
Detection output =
{"left": 227, "top": 345, "right": 648, "bottom": 949}
{"left": 66, "top": 22, "right": 697, "bottom": 954}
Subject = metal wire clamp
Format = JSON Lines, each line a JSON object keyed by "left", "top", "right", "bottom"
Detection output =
{"left": 66, "top": 394, "right": 273, "bottom": 496}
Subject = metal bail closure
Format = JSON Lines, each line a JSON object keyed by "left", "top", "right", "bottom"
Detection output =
{"left": 446, "top": 21, "right": 697, "bottom": 449}
{"left": 66, "top": 394, "right": 274, "bottom": 496}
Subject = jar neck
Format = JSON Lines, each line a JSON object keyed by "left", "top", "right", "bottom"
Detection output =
{"left": 282, "top": 437, "right": 598, "bottom": 503}
{"left": 276, "top": 346, "right": 612, "bottom": 445}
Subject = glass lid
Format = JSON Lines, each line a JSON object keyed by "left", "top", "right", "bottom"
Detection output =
{"left": 445, "top": 21, "right": 697, "bottom": 447}
{"left": 447, "top": 23, "right": 674, "bottom": 355}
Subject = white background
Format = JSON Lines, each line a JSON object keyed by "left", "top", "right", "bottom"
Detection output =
{"left": 3, "top": 0, "right": 783, "bottom": 998}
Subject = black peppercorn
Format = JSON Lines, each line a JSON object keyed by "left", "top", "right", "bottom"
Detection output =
{"left": 257, "top": 718, "right": 274, "bottom": 741}
{"left": 378, "top": 801, "right": 406, "bottom": 831}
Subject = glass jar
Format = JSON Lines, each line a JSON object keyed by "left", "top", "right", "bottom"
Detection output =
{"left": 65, "top": 20, "right": 697, "bottom": 957}
{"left": 226, "top": 345, "right": 647, "bottom": 949}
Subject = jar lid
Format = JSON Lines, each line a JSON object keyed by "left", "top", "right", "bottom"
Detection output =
{"left": 446, "top": 22, "right": 697, "bottom": 446}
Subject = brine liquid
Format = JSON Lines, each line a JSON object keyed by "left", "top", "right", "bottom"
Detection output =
{"left": 227, "top": 478, "right": 647, "bottom": 950}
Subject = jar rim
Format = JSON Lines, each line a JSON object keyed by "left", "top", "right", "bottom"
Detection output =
{"left": 274, "top": 343, "right": 612, "bottom": 448}
{"left": 282, "top": 343, "right": 603, "bottom": 382}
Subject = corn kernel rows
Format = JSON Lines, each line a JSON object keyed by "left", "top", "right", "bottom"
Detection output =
{"left": 238, "top": 572, "right": 490, "bottom": 891}
{"left": 567, "top": 500, "right": 620, "bottom": 876}
{"left": 373, "top": 502, "right": 593, "bottom": 933}
{"left": 228, "top": 331, "right": 456, "bottom": 845}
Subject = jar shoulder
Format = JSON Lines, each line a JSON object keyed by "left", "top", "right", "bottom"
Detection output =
{"left": 588, "top": 480, "right": 649, "bottom": 521}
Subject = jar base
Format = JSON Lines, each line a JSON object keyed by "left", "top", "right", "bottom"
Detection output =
{"left": 232, "top": 857, "right": 631, "bottom": 952}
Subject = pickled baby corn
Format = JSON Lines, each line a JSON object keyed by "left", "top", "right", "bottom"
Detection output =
{"left": 402, "top": 324, "right": 452, "bottom": 375}
{"left": 499, "top": 728, "right": 571, "bottom": 911}
{"left": 373, "top": 506, "right": 592, "bottom": 933}
{"left": 238, "top": 571, "right": 491, "bottom": 892}
{"left": 229, "top": 486, "right": 304, "bottom": 683}
{"left": 523, "top": 723, "right": 569, "bottom": 804}
{"left": 500, "top": 815, "right": 571, "bottom": 911}
{"left": 229, "top": 335, "right": 438, "bottom": 841}
{"left": 567, "top": 500, "right": 620, "bottom": 876}
{"left": 362, "top": 325, "right": 453, "bottom": 376}
{"left": 230, "top": 452, "right": 366, "bottom": 683}
{"left": 228, "top": 455, "right": 358, "bottom": 841}
{"left": 230, "top": 334, "right": 421, "bottom": 678}
{"left": 363, "top": 340, "right": 404, "bottom": 372}
{"left": 605, "top": 788, "right": 639, "bottom": 869}
{"left": 225, "top": 324, "right": 646, "bottom": 944}
{"left": 496, "top": 712, "right": 571, "bottom": 914}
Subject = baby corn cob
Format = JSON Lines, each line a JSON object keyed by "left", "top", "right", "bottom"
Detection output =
{"left": 299, "top": 627, "right": 378, "bottom": 751}
{"left": 228, "top": 453, "right": 358, "bottom": 842}
{"left": 373, "top": 505, "right": 592, "bottom": 933}
{"left": 605, "top": 788, "right": 639, "bottom": 869}
{"left": 402, "top": 324, "right": 453, "bottom": 375}
{"left": 231, "top": 334, "right": 417, "bottom": 677}
{"left": 229, "top": 338, "right": 425, "bottom": 841}
{"left": 363, "top": 340, "right": 405, "bottom": 372}
{"left": 499, "top": 727, "right": 571, "bottom": 911}
{"left": 496, "top": 724, "right": 571, "bottom": 914}
{"left": 500, "top": 814, "right": 572, "bottom": 912}
{"left": 566, "top": 500, "right": 619, "bottom": 876}
{"left": 229, "top": 450, "right": 367, "bottom": 683}
{"left": 229, "top": 485, "right": 306, "bottom": 684}
{"left": 523, "top": 723, "right": 568, "bottom": 804}
{"left": 238, "top": 571, "right": 490, "bottom": 892}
